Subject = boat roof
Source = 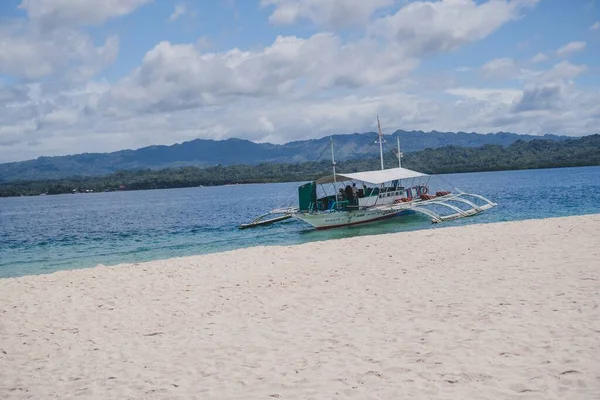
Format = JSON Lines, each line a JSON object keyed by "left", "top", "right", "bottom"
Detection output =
{"left": 315, "top": 167, "right": 428, "bottom": 185}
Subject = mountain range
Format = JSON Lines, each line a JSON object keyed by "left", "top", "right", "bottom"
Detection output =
{"left": 0, "top": 130, "right": 573, "bottom": 182}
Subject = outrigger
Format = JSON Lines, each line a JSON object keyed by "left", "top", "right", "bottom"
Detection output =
{"left": 239, "top": 213, "right": 293, "bottom": 229}
{"left": 241, "top": 117, "right": 497, "bottom": 229}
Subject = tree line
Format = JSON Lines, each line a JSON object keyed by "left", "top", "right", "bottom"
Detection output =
{"left": 1, "top": 135, "right": 598, "bottom": 197}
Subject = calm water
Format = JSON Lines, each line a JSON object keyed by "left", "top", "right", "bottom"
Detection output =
{"left": 1, "top": 166, "right": 599, "bottom": 278}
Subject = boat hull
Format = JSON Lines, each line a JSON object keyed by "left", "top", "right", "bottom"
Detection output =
{"left": 293, "top": 208, "right": 412, "bottom": 229}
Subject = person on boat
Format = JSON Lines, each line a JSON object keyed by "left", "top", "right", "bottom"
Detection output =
{"left": 351, "top": 183, "right": 358, "bottom": 199}
{"left": 344, "top": 185, "right": 354, "bottom": 203}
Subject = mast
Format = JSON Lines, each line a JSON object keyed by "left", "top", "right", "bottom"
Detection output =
{"left": 330, "top": 136, "right": 337, "bottom": 183}
{"left": 397, "top": 136, "right": 403, "bottom": 168}
{"left": 377, "top": 115, "right": 384, "bottom": 170}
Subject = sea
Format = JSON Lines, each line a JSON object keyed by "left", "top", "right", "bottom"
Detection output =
{"left": 1, "top": 166, "right": 599, "bottom": 279}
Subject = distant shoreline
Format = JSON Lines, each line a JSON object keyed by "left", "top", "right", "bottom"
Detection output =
{"left": 1, "top": 163, "right": 599, "bottom": 198}
{"left": 1, "top": 148, "right": 599, "bottom": 198}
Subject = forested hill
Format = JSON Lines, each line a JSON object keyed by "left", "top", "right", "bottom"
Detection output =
{"left": 1, "top": 135, "right": 598, "bottom": 197}
{"left": 0, "top": 130, "right": 572, "bottom": 182}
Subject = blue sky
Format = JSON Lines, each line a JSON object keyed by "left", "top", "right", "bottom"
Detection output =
{"left": 0, "top": 0, "right": 598, "bottom": 162}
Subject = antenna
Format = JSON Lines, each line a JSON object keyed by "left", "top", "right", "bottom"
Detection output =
{"left": 330, "top": 136, "right": 336, "bottom": 183}
{"left": 396, "top": 136, "right": 403, "bottom": 168}
{"left": 376, "top": 115, "right": 385, "bottom": 170}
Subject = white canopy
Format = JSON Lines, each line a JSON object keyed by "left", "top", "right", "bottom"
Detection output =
{"left": 315, "top": 167, "right": 428, "bottom": 185}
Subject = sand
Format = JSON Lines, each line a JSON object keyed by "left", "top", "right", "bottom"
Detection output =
{"left": 1, "top": 215, "right": 599, "bottom": 399}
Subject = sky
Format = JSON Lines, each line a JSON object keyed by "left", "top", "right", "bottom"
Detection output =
{"left": 0, "top": 0, "right": 599, "bottom": 163}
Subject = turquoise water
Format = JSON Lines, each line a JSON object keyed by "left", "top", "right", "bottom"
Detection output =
{"left": 1, "top": 166, "right": 599, "bottom": 278}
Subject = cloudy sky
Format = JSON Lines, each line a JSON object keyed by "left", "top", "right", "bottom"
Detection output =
{"left": 0, "top": 0, "right": 598, "bottom": 163}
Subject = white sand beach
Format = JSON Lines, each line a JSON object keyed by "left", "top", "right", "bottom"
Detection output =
{"left": 1, "top": 215, "right": 599, "bottom": 399}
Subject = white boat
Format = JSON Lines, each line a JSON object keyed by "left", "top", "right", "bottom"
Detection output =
{"left": 241, "top": 117, "right": 497, "bottom": 230}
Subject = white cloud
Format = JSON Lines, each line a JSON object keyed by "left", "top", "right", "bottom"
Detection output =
{"left": 257, "top": 116, "right": 276, "bottom": 133}
{"left": 538, "top": 61, "right": 587, "bottom": 83}
{"left": 372, "top": 0, "right": 538, "bottom": 57}
{"left": 481, "top": 58, "right": 517, "bottom": 78}
{"left": 590, "top": 21, "right": 600, "bottom": 30}
{"left": 102, "top": 34, "right": 418, "bottom": 115}
{"left": 37, "top": 108, "right": 79, "bottom": 129}
{"left": 556, "top": 41, "right": 586, "bottom": 57}
{"left": 261, "top": 0, "right": 394, "bottom": 28}
{"left": 519, "top": 61, "right": 588, "bottom": 85}
{"left": 478, "top": 56, "right": 585, "bottom": 84}
{"left": 169, "top": 3, "right": 186, "bottom": 22}
{"left": 513, "top": 84, "right": 563, "bottom": 112}
{"left": 196, "top": 36, "right": 211, "bottom": 50}
{"left": 19, "top": 0, "right": 151, "bottom": 30}
{"left": 0, "top": 26, "right": 55, "bottom": 79}
{"left": 0, "top": 85, "right": 30, "bottom": 107}
{"left": 446, "top": 88, "right": 522, "bottom": 104}
{"left": 3, "top": 0, "right": 599, "bottom": 163}
{"left": 445, "top": 82, "right": 600, "bottom": 136}
{"left": 504, "top": 82, "right": 600, "bottom": 135}
{"left": 0, "top": 0, "right": 127, "bottom": 82}
{"left": 2, "top": 73, "right": 598, "bottom": 163}
{"left": 0, "top": 121, "right": 38, "bottom": 148}
{"left": 0, "top": 23, "right": 119, "bottom": 80}
{"left": 530, "top": 52, "right": 547, "bottom": 64}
